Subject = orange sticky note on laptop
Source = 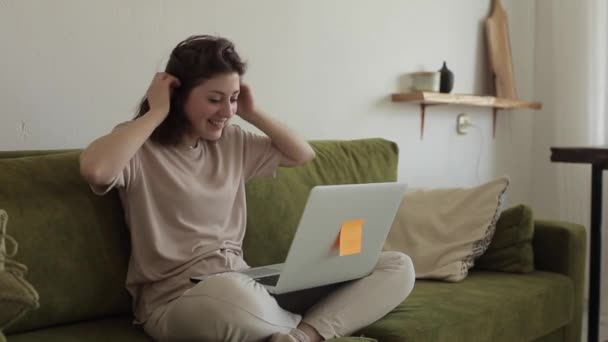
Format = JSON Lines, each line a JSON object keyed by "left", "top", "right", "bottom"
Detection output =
{"left": 339, "top": 219, "right": 364, "bottom": 256}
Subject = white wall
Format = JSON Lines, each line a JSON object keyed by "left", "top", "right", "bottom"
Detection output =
{"left": 531, "top": 1, "right": 596, "bottom": 225}
{"left": 0, "top": 0, "right": 536, "bottom": 206}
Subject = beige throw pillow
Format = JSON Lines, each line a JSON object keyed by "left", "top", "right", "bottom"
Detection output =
{"left": 383, "top": 177, "right": 509, "bottom": 282}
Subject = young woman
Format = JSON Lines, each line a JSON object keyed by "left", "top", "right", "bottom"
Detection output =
{"left": 80, "top": 35, "right": 415, "bottom": 342}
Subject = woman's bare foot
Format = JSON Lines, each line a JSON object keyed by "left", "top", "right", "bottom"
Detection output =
{"left": 297, "top": 322, "right": 323, "bottom": 342}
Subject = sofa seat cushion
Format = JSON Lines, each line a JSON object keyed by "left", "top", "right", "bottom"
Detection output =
{"left": 7, "top": 317, "right": 150, "bottom": 342}
{"left": 357, "top": 271, "right": 574, "bottom": 342}
{"left": 6, "top": 316, "right": 379, "bottom": 342}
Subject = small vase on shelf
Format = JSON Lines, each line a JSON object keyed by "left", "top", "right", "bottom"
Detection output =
{"left": 439, "top": 61, "right": 454, "bottom": 93}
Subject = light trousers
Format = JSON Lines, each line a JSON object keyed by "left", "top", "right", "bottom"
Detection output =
{"left": 144, "top": 251, "right": 415, "bottom": 341}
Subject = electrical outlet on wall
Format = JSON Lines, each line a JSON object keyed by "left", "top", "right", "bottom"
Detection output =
{"left": 456, "top": 113, "right": 471, "bottom": 135}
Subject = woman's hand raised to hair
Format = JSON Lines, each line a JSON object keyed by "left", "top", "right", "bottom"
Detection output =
{"left": 236, "top": 83, "right": 256, "bottom": 121}
{"left": 146, "top": 72, "right": 181, "bottom": 119}
{"left": 79, "top": 72, "right": 180, "bottom": 188}
{"left": 235, "top": 83, "right": 316, "bottom": 167}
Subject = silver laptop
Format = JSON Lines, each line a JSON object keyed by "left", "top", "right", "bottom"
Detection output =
{"left": 190, "top": 182, "right": 407, "bottom": 294}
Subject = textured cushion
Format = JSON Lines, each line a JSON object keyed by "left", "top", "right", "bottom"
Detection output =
{"left": 0, "top": 261, "right": 39, "bottom": 330}
{"left": 0, "top": 152, "right": 132, "bottom": 334}
{"left": 243, "top": 138, "right": 399, "bottom": 266}
{"left": 383, "top": 177, "right": 510, "bottom": 282}
{"left": 357, "top": 271, "right": 574, "bottom": 342}
{"left": 476, "top": 205, "right": 535, "bottom": 273}
{"left": 0, "top": 210, "right": 39, "bottom": 331}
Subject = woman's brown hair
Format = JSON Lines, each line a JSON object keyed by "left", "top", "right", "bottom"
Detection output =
{"left": 135, "top": 35, "right": 247, "bottom": 146}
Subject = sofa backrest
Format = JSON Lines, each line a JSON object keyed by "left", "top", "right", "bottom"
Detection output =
{"left": 243, "top": 138, "right": 399, "bottom": 267}
{"left": 0, "top": 151, "right": 132, "bottom": 334}
{"left": 0, "top": 137, "right": 398, "bottom": 333}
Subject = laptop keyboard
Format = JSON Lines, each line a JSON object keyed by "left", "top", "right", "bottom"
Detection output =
{"left": 254, "top": 274, "right": 280, "bottom": 286}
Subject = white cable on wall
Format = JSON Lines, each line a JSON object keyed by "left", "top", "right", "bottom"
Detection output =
{"left": 469, "top": 123, "right": 484, "bottom": 185}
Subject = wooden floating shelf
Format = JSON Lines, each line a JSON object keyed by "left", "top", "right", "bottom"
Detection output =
{"left": 392, "top": 91, "right": 542, "bottom": 109}
{"left": 391, "top": 91, "right": 542, "bottom": 138}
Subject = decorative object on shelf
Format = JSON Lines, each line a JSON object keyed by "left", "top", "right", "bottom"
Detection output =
{"left": 390, "top": 0, "right": 542, "bottom": 140}
{"left": 438, "top": 61, "right": 454, "bottom": 93}
{"left": 486, "top": 0, "right": 517, "bottom": 99}
{"left": 411, "top": 71, "right": 441, "bottom": 92}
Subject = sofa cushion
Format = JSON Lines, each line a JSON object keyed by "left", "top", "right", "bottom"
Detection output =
{"left": 357, "top": 271, "right": 574, "bottom": 342}
{"left": 243, "top": 138, "right": 399, "bottom": 267}
{"left": 382, "top": 177, "right": 509, "bottom": 282}
{"left": 7, "top": 317, "right": 150, "bottom": 342}
{"left": 6, "top": 316, "right": 378, "bottom": 342}
{"left": 0, "top": 152, "right": 132, "bottom": 333}
{"left": 476, "top": 204, "right": 535, "bottom": 273}
{"left": 532, "top": 329, "right": 565, "bottom": 342}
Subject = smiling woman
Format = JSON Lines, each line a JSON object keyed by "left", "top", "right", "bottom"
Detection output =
{"left": 77, "top": 34, "right": 412, "bottom": 342}
{"left": 133, "top": 35, "right": 246, "bottom": 147}
{"left": 181, "top": 72, "right": 241, "bottom": 144}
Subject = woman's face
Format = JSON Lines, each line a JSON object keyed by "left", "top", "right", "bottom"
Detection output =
{"left": 183, "top": 72, "right": 240, "bottom": 143}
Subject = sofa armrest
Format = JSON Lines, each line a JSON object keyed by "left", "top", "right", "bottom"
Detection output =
{"left": 533, "top": 220, "right": 586, "bottom": 342}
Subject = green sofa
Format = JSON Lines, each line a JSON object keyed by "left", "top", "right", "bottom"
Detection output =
{"left": 0, "top": 138, "right": 585, "bottom": 342}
